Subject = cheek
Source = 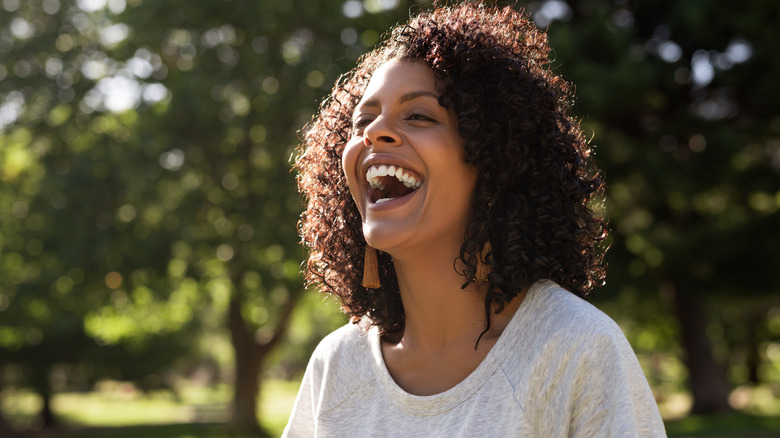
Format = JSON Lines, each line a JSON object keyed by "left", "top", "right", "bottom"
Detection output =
{"left": 341, "top": 139, "right": 365, "bottom": 203}
{"left": 455, "top": 164, "right": 478, "bottom": 205}
{"left": 342, "top": 139, "right": 361, "bottom": 180}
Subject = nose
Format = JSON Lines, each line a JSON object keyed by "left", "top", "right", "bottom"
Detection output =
{"left": 363, "top": 117, "right": 400, "bottom": 147}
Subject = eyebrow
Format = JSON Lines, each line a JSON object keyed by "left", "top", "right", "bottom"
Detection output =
{"left": 358, "top": 90, "right": 440, "bottom": 110}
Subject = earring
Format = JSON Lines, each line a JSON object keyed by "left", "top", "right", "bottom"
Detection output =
{"left": 362, "top": 245, "right": 381, "bottom": 289}
{"left": 475, "top": 242, "right": 491, "bottom": 281}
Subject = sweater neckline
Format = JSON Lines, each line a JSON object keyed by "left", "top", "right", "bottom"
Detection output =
{"left": 367, "top": 281, "right": 555, "bottom": 415}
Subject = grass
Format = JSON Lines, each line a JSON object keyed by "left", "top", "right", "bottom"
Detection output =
{"left": 4, "top": 380, "right": 780, "bottom": 437}
{"left": 2, "top": 379, "right": 301, "bottom": 437}
{"left": 666, "top": 412, "right": 780, "bottom": 437}
{"left": 257, "top": 380, "right": 299, "bottom": 435}
{"left": 14, "top": 423, "right": 252, "bottom": 438}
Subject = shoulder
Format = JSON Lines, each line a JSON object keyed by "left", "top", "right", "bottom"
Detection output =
{"left": 526, "top": 281, "right": 627, "bottom": 347}
{"left": 303, "top": 322, "right": 375, "bottom": 412}
{"left": 503, "top": 282, "right": 664, "bottom": 436}
{"left": 502, "top": 281, "right": 639, "bottom": 390}
{"left": 311, "top": 322, "right": 367, "bottom": 357}
{"left": 283, "top": 322, "right": 376, "bottom": 437}
{"left": 309, "top": 322, "right": 371, "bottom": 375}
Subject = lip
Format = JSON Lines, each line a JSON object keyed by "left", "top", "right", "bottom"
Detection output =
{"left": 365, "top": 187, "right": 421, "bottom": 211}
{"left": 360, "top": 153, "right": 423, "bottom": 185}
{"left": 360, "top": 153, "right": 425, "bottom": 209}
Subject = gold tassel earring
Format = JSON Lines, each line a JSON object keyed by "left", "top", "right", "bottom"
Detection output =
{"left": 475, "top": 242, "right": 492, "bottom": 281}
{"left": 362, "top": 245, "right": 381, "bottom": 289}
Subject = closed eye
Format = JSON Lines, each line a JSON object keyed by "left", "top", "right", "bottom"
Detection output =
{"left": 407, "top": 113, "right": 436, "bottom": 123}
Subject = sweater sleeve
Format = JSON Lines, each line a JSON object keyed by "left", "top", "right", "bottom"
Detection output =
{"left": 567, "top": 323, "right": 666, "bottom": 437}
{"left": 525, "top": 318, "right": 666, "bottom": 438}
{"left": 282, "top": 354, "right": 318, "bottom": 437}
{"left": 282, "top": 323, "right": 368, "bottom": 437}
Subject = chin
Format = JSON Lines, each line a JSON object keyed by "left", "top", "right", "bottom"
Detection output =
{"left": 362, "top": 223, "right": 408, "bottom": 255}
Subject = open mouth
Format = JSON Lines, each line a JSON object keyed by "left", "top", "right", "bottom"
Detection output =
{"left": 366, "top": 164, "right": 423, "bottom": 204}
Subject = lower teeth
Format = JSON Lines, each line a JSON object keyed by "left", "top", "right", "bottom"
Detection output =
{"left": 375, "top": 198, "right": 393, "bottom": 204}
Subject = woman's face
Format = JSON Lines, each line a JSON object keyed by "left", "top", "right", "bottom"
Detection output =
{"left": 342, "top": 58, "right": 478, "bottom": 258}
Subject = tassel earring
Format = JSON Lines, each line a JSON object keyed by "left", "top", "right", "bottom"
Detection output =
{"left": 362, "top": 245, "right": 381, "bottom": 289}
{"left": 475, "top": 242, "right": 492, "bottom": 281}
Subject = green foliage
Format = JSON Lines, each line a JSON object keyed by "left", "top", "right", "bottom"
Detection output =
{"left": 266, "top": 292, "right": 347, "bottom": 380}
{"left": 0, "top": 0, "right": 428, "bottom": 428}
{"left": 543, "top": 0, "right": 780, "bottom": 294}
{"left": 545, "top": 0, "right": 780, "bottom": 412}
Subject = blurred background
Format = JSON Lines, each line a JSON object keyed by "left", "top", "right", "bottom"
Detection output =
{"left": 1, "top": 0, "right": 778, "bottom": 436}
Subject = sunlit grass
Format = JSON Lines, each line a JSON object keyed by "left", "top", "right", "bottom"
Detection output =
{"left": 666, "top": 411, "right": 780, "bottom": 437}
{"left": 57, "top": 392, "right": 193, "bottom": 425}
{"left": 2, "top": 379, "right": 298, "bottom": 437}
{"left": 259, "top": 379, "right": 300, "bottom": 435}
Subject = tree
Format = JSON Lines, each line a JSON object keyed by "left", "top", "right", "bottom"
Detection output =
{"left": 0, "top": 0, "right": 203, "bottom": 428}
{"left": 112, "top": 0, "right": 425, "bottom": 431}
{"left": 0, "top": 0, "right": 424, "bottom": 432}
{"left": 537, "top": 0, "right": 780, "bottom": 413}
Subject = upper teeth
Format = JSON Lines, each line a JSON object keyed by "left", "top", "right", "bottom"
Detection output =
{"left": 366, "top": 164, "right": 422, "bottom": 190}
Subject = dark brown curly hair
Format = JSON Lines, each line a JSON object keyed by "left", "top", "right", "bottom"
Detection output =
{"left": 296, "top": 1, "right": 607, "bottom": 336}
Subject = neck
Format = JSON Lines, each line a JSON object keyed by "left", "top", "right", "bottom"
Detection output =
{"left": 389, "top": 244, "right": 491, "bottom": 352}
{"left": 377, "top": 241, "right": 527, "bottom": 396}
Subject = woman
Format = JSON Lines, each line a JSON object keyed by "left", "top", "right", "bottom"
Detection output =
{"left": 285, "top": 2, "right": 665, "bottom": 436}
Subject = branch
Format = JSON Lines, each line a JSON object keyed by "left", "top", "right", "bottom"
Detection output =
{"left": 258, "top": 289, "right": 303, "bottom": 356}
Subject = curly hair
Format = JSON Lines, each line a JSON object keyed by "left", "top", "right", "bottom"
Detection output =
{"left": 296, "top": 1, "right": 608, "bottom": 336}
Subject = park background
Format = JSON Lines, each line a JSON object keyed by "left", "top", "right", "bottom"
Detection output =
{"left": 1, "top": 0, "right": 779, "bottom": 436}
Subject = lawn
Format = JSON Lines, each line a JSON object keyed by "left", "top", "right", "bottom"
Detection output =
{"left": 3, "top": 380, "right": 780, "bottom": 437}
{"left": 2, "top": 379, "right": 299, "bottom": 437}
{"left": 665, "top": 412, "right": 780, "bottom": 437}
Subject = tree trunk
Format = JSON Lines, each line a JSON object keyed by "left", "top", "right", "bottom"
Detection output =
{"left": 29, "top": 364, "right": 58, "bottom": 429}
{"left": 745, "top": 306, "right": 762, "bottom": 385}
{"left": 228, "top": 293, "right": 300, "bottom": 434}
{"left": 40, "top": 390, "right": 56, "bottom": 429}
{"left": 744, "top": 300, "right": 777, "bottom": 386}
{"left": 229, "top": 298, "right": 264, "bottom": 434}
{"left": 0, "top": 378, "right": 14, "bottom": 436}
{"left": 671, "top": 283, "right": 731, "bottom": 414}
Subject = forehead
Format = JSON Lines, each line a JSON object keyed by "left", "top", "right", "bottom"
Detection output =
{"left": 359, "top": 59, "right": 438, "bottom": 102}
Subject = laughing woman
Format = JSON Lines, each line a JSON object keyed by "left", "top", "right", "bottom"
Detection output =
{"left": 285, "top": 2, "right": 665, "bottom": 437}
